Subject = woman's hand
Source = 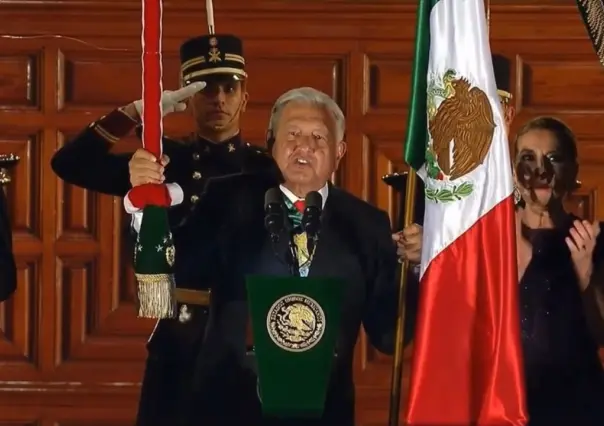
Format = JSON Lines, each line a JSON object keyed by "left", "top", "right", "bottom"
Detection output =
{"left": 566, "top": 220, "right": 600, "bottom": 290}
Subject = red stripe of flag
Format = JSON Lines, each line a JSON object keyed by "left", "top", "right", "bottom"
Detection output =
{"left": 405, "top": 197, "right": 527, "bottom": 425}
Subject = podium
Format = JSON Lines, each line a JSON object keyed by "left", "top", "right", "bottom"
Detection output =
{"left": 246, "top": 275, "right": 344, "bottom": 418}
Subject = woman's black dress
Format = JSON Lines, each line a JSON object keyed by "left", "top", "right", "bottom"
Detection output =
{"left": 520, "top": 216, "right": 604, "bottom": 425}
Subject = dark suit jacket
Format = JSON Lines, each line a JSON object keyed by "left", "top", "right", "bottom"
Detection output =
{"left": 0, "top": 189, "right": 16, "bottom": 301}
{"left": 184, "top": 174, "right": 400, "bottom": 426}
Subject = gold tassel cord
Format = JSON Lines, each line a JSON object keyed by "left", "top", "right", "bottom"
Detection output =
{"left": 578, "top": 0, "right": 604, "bottom": 66}
{"left": 136, "top": 273, "right": 177, "bottom": 319}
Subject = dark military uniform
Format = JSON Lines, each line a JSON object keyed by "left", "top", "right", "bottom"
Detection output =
{"left": 0, "top": 187, "right": 16, "bottom": 302}
{"left": 52, "top": 108, "right": 266, "bottom": 219}
{"left": 50, "top": 34, "right": 273, "bottom": 425}
{"left": 50, "top": 37, "right": 269, "bottom": 225}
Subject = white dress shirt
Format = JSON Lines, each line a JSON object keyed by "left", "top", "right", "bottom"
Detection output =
{"left": 279, "top": 183, "right": 329, "bottom": 209}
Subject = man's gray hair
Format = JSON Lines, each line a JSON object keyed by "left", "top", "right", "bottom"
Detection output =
{"left": 268, "top": 87, "right": 346, "bottom": 141}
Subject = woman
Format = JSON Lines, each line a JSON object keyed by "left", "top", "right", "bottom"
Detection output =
{"left": 513, "top": 116, "right": 604, "bottom": 425}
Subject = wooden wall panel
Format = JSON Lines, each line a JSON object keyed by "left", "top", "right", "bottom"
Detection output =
{"left": 0, "top": 1, "right": 603, "bottom": 425}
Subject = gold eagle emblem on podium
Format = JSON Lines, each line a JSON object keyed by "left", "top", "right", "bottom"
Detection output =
{"left": 267, "top": 294, "right": 325, "bottom": 352}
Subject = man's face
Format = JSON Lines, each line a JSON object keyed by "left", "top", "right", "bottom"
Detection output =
{"left": 188, "top": 75, "right": 248, "bottom": 133}
{"left": 272, "top": 102, "right": 346, "bottom": 193}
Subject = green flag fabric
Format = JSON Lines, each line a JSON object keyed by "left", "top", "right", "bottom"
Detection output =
{"left": 404, "top": 0, "right": 440, "bottom": 171}
{"left": 134, "top": 205, "right": 176, "bottom": 318}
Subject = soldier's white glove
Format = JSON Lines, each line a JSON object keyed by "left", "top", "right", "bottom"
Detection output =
{"left": 133, "top": 81, "right": 206, "bottom": 118}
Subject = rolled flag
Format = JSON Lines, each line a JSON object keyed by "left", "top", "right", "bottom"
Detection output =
{"left": 131, "top": 0, "right": 176, "bottom": 319}
{"left": 576, "top": 0, "right": 604, "bottom": 65}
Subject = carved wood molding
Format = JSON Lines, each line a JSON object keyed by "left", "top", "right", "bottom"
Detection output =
{"left": 0, "top": 5, "right": 590, "bottom": 44}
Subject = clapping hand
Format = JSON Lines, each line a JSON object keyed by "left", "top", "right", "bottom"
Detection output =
{"left": 566, "top": 220, "right": 600, "bottom": 290}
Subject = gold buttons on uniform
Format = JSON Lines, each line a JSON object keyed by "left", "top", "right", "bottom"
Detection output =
{"left": 193, "top": 152, "right": 200, "bottom": 160}
{"left": 192, "top": 171, "right": 202, "bottom": 180}
{"left": 191, "top": 195, "right": 199, "bottom": 204}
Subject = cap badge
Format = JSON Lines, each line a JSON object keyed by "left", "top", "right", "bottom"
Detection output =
{"left": 208, "top": 37, "right": 221, "bottom": 63}
{"left": 208, "top": 47, "right": 221, "bottom": 63}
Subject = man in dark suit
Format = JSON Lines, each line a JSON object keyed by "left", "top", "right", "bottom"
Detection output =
{"left": 52, "top": 34, "right": 272, "bottom": 426}
{"left": 127, "top": 87, "right": 410, "bottom": 425}
{"left": 0, "top": 188, "right": 16, "bottom": 302}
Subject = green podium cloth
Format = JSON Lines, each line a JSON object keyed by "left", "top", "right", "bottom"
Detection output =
{"left": 246, "top": 275, "right": 344, "bottom": 418}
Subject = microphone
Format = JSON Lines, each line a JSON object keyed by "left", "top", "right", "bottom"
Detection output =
{"left": 264, "top": 188, "right": 284, "bottom": 243}
{"left": 302, "top": 191, "right": 323, "bottom": 239}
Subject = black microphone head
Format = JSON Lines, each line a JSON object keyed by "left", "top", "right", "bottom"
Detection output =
{"left": 305, "top": 191, "right": 323, "bottom": 210}
{"left": 264, "top": 187, "right": 282, "bottom": 209}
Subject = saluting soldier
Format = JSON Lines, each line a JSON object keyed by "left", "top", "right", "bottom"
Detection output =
{"left": 52, "top": 35, "right": 270, "bottom": 226}
{"left": 51, "top": 34, "right": 273, "bottom": 425}
{"left": 131, "top": 34, "right": 275, "bottom": 426}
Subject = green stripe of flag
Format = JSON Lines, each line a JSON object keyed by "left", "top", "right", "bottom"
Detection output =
{"left": 404, "top": 0, "right": 439, "bottom": 171}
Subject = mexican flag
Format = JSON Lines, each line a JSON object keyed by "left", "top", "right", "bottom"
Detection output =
{"left": 403, "top": 0, "right": 528, "bottom": 424}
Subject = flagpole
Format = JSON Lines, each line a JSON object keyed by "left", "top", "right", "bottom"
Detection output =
{"left": 388, "top": 168, "right": 417, "bottom": 426}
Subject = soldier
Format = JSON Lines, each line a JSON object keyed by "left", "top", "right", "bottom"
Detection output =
{"left": 0, "top": 187, "right": 16, "bottom": 302}
{"left": 51, "top": 35, "right": 269, "bottom": 223}
{"left": 51, "top": 34, "right": 272, "bottom": 425}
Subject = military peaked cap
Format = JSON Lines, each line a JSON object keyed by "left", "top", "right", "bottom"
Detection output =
{"left": 180, "top": 34, "right": 247, "bottom": 85}
{"left": 492, "top": 54, "right": 512, "bottom": 103}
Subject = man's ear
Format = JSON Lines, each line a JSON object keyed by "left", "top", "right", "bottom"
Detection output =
{"left": 336, "top": 141, "right": 347, "bottom": 164}
{"left": 505, "top": 105, "right": 516, "bottom": 127}
{"left": 241, "top": 91, "right": 249, "bottom": 113}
